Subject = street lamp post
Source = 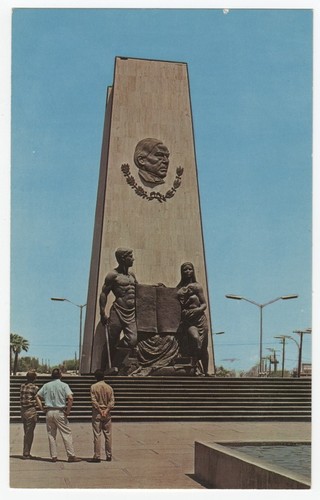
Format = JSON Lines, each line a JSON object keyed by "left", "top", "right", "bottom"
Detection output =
{"left": 293, "top": 329, "right": 312, "bottom": 377}
{"left": 225, "top": 294, "right": 298, "bottom": 375}
{"left": 50, "top": 297, "right": 87, "bottom": 374}
{"left": 212, "top": 331, "right": 225, "bottom": 375}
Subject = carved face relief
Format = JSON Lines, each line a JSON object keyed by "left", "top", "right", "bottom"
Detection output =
{"left": 120, "top": 138, "right": 184, "bottom": 203}
{"left": 134, "top": 138, "right": 169, "bottom": 187}
{"left": 138, "top": 143, "right": 169, "bottom": 182}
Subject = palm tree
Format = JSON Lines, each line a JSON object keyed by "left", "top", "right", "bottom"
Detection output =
{"left": 10, "top": 333, "right": 19, "bottom": 374}
{"left": 10, "top": 333, "right": 30, "bottom": 375}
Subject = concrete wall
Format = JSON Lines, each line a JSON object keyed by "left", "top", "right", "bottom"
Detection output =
{"left": 194, "top": 441, "right": 310, "bottom": 489}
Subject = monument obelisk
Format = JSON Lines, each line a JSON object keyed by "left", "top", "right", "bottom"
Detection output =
{"left": 80, "top": 57, "right": 215, "bottom": 374}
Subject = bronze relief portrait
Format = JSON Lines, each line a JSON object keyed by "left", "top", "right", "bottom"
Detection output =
{"left": 121, "top": 138, "right": 184, "bottom": 203}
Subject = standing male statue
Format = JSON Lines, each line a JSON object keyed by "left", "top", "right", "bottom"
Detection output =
{"left": 99, "top": 248, "right": 138, "bottom": 365}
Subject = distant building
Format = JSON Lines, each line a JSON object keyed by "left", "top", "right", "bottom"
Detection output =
{"left": 301, "top": 363, "right": 312, "bottom": 377}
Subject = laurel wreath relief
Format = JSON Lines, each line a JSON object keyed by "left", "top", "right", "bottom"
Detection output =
{"left": 120, "top": 164, "right": 184, "bottom": 203}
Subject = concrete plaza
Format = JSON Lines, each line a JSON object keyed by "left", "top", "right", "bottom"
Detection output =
{"left": 9, "top": 420, "right": 311, "bottom": 489}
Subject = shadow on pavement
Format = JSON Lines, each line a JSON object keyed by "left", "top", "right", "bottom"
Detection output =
{"left": 185, "top": 473, "right": 212, "bottom": 488}
{"left": 10, "top": 455, "right": 95, "bottom": 463}
{"left": 10, "top": 455, "right": 53, "bottom": 462}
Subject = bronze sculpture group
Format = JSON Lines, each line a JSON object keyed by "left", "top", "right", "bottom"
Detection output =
{"left": 99, "top": 249, "right": 209, "bottom": 376}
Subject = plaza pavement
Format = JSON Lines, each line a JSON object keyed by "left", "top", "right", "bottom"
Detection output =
{"left": 9, "top": 420, "right": 311, "bottom": 489}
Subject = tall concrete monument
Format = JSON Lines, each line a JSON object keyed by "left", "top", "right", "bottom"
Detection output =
{"left": 80, "top": 57, "right": 215, "bottom": 375}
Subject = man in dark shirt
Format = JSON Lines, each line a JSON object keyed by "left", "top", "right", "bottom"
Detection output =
{"left": 20, "top": 371, "right": 39, "bottom": 459}
{"left": 90, "top": 369, "right": 115, "bottom": 462}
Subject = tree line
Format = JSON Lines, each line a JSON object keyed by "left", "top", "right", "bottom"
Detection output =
{"left": 10, "top": 333, "right": 78, "bottom": 375}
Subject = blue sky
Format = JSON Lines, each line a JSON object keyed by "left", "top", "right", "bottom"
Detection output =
{"left": 6, "top": 6, "right": 313, "bottom": 373}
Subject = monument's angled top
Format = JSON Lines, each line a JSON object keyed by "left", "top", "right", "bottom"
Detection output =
{"left": 115, "top": 55, "right": 187, "bottom": 66}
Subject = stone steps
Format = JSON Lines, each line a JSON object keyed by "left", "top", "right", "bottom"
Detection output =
{"left": 10, "top": 376, "right": 311, "bottom": 422}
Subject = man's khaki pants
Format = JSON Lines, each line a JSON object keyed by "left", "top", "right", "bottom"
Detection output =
{"left": 92, "top": 409, "right": 112, "bottom": 459}
{"left": 21, "top": 407, "right": 37, "bottom": 456}
{"left": 46, "top": 409, "right": 75, "bottom": 459}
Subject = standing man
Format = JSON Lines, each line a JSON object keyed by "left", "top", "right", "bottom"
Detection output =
{"left": 20, "top": 370, "right": 39, "bottom": 459}
{"left": 90, "top": 369, "right": 115, "bottom": 462}
{"left": 99, "top": 247, "right": 138, "bottom": 365}
{"left": 36, "top": 368, "right": 81, "bottom": 463}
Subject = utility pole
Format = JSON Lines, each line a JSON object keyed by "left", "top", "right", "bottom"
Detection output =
{"left": 274, "top": 335, "right": 291, "bottom": 377}
{"left": 293, "top": 329, "right": 312, "bottom": 377}
{"left": 266, "top": 348, "right": 279, "bottom": 374}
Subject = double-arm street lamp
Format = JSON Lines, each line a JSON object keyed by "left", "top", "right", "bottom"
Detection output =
{"left": 225, "top": 294, "right": 298, "bottom": 375}
{"left": 50, "top": 297, "right": 87, "bottom": 374}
